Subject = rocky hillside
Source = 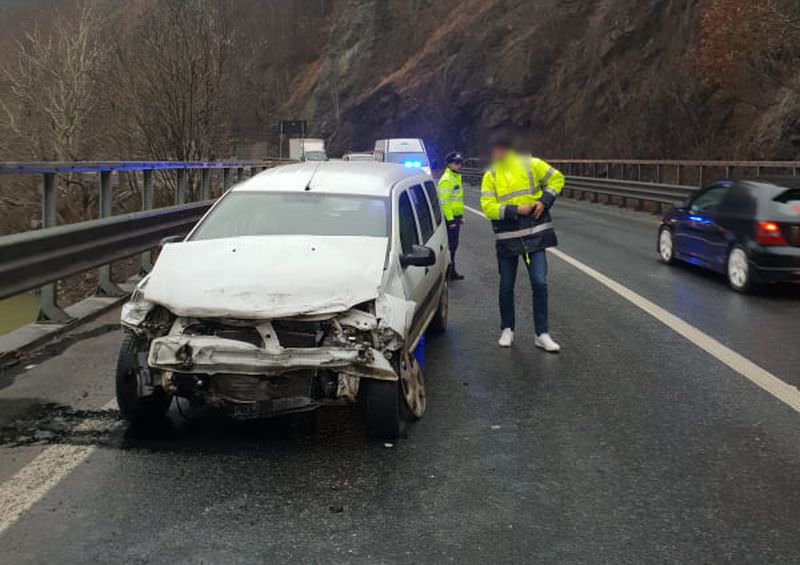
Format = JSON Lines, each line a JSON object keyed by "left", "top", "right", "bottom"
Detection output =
{"left": 283, "top": 0, "right": 800, "bottom": 162}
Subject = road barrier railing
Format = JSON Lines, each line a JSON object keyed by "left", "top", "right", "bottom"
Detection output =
{"left": 462, "top": 157, "right": 800, "bottom": 212}
{"left": 0, "top": 160, "right": 288, "bottom": 323}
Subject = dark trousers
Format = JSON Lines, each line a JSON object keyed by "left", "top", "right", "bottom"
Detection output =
{"left": 497, "top": 250, "right": 548, "bottom": 335}
{"left": 447, "top": 216, "right": 462, "bottom": 273}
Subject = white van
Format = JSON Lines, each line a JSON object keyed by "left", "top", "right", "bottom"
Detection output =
{"left": 374, "top": 138, "right": 431, "bottom": 175}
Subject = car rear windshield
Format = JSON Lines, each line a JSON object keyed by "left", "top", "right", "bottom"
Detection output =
{"left": 385, "top": 152, "right": 430, "bottom": 167}
{"left": 775, "top": 189, "right": 800, "bottom": 206}
{"left": 190, "top": 192, "right": 389, "bottom": 240}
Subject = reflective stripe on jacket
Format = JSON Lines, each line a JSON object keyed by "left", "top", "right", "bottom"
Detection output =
{"left": 437, "top": 167, "right": 464, "bottom": 222}
{"left": 480, "top": 151, "right": 565, "bottom": 257}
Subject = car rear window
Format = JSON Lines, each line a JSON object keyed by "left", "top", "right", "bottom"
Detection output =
{"left": 424, "top": 181, "right": 442, "bottom": 225}
{"left": 190, "top": 192, "right": 388, "bottom": 240}
{"left": 775, "top": 189, "right": 800, "bottom": 206}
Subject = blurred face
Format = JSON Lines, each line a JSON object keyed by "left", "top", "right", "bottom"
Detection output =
{"left": 449, "top": 161, "right": 463, "bottom": 171}
{"left": 490, "top": 145, "right": 510, "bottom": 162}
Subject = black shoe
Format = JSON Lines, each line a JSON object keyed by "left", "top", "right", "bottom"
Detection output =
{"left": 449, "top": 271, "right": 465, "bottom": 281}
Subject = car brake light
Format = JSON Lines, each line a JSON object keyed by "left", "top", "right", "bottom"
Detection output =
{"left": 755, "top": 221, "right": 788, "bottom": 246}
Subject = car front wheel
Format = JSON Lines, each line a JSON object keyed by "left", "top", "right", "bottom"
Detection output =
{"left": 727, "top": 245, "right": 753, "bottom": 293}
{"left": 658, "top": 226, "right": 675, "bottom": 264}
{"left": 116, "top": 330, "right": 172, "bottom": 431}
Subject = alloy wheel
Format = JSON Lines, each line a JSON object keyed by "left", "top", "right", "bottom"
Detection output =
{"left": 728, "top": 247, "right": 749, "bottom": 290}
{"left": 399, "top": 349, "right": 426, "bottom": 418}
{"left": 659, "top": 228, "right": 673, "bottom": 263}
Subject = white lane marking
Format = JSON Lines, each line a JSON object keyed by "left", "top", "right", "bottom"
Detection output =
{"left": 464, "top": 204, "right": 800, "bottom": 413}
{"left": 0, "top": 399, "right": 118, "bottom": 536}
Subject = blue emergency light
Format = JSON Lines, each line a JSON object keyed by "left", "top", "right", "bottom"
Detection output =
{"left": 404, "top": 161, "right": 422, "bottom": 168}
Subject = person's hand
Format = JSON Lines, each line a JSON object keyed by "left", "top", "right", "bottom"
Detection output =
{"left": 532, "top": 201, "right": 545, "bottom": 220}
{"left": 448, "top": 222, "right": 458, "bottom": 230}
{"left": 459, "top": 217, "right": 465, "bottom": 225}
{"left": 517, "top": 204, "right": 533, "bottom": 216}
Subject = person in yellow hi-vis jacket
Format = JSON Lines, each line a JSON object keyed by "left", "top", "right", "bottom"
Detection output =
{"left": 480, "top": 136, "right": 564, "bottom": 352}
{"left": 437, "top": 152, "right": 466, "bottom": 280}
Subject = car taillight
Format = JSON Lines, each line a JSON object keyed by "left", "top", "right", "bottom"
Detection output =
{"left": 755, "top": 221, "right": 788, "bottom": 246}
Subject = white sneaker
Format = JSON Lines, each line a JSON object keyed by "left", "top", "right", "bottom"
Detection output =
{"left": 498, "top": 329, "right": 514, "bottom": 348}
{"left": 535, "top": 333, "right": 561, "bottom": 353}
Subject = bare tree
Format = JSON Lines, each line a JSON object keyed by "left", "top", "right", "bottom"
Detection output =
{"left": 1, "top": 2, "right": 108, "bottom": 161}
{"left": 109, "top": 0, "right": 235, "bottom": 164}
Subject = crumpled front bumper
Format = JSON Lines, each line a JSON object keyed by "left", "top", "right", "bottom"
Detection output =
{"left": 148, "top": 335, "right": 398, "bottom": 381}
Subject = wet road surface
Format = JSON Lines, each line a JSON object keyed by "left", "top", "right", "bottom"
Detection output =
{"left": 0, "top": 193, "right": 798, "bottom": 564}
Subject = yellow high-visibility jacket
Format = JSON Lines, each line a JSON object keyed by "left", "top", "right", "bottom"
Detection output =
{"left": 480, "top": 151, "right": 565, "bottom": 256}
{"left": 437, "top": 167, "right": 464, "bottom": 222}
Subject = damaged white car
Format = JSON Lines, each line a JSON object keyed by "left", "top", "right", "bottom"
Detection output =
{"left": 117, "top": 161, "right": 449, "bottom": 439}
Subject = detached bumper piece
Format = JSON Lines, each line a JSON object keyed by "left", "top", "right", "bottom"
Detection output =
{"left": 148, "top": 335, "right": 397, "bottom": 380}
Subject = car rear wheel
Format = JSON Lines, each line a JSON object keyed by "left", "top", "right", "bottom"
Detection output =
{"left": 658, "top": 227, "right": 675, "bottom": 264}
{"left": 116, "top": 330, "right": 172, "bottom": 431}
{"left": 428, "top": 281, "right": 448, "bottom": 334}
{"left": 727, "top": 245, "right": 753, "bottom": 293}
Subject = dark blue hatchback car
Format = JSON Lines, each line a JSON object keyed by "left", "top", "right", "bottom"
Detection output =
{"left": 658, "top": 178, "right": 800, "bottom": 292}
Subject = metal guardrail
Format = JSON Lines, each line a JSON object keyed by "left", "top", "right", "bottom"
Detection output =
{"left": 463, "top": 158, "right": 800, "bottom": 187}
{"left": 462, "top": 167, "right": 695, "bottom": 210}
{"left": 0, "top": 160, "right": 288, "bottom": 322}
{"left": 0, "top": 201, "right": 211, "bottom": 301}
{"left": 563, "top": 177, "right": 695, "bottom": 208}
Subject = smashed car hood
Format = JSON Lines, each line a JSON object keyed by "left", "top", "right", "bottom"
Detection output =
{"left": 143, "top": 235, "right": 389, "bottom": 318}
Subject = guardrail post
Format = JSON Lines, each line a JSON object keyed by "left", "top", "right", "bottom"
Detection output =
{"left": 223, "top": 168, "right": 232, "bottom": 191}
{"left": 237, "top": 167, "right": 245, "bottom": 183}
{"left": 201, "top": 168, "right": 211, "bottom": 200}
{"left": 250, "top": 166, "right": 258, "bottom": 178}
{"left": 176, "top": 168, "right": 187, "bottom": 204}
{"left": 656, "top": 164, "right": 662, "bottom": 183}
{"left": 698, "top": 165, "right": 704, "bottom": 188}
{"left": 36, "top": 172, "right": 72, "bottom": 323}
{"left": 97, "top": 171, "right": 124, "bottom": 297}
{"left": 676, "top": 164, "right": 682, "bottom": 185}
{"left": 637, "top": 164, "right": 642, "bottom": 181}
{"left": 140, "top": 169, "right": 154, "bottom": 273}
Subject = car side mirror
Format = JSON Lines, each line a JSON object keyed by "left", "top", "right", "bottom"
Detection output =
{"left": 673, "top": 199, "right": 688, "bottom": 210}
{"left": 400, "top": 245, "right": 436, "bottom": 268}
{"left": 160, "top": 235, "right": 183, "bottom": 246}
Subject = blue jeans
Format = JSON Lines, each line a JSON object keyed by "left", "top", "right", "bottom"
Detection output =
{"left": 498, "top": 250, "right": 549, "bottom": 335}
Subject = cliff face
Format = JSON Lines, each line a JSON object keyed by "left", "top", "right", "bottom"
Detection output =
{"left": 284, "top": 0, "right": 800, "bottom": 162}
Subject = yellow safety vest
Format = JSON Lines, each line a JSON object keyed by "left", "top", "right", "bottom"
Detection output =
{"left": 437, "top": 167, "right": 464, "bottom": 222}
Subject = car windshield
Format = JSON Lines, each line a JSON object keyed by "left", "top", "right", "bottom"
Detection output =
{"left": 385, "top": 152, "right": 430, "bottom": 167}
{"left": 303, "top": 151, "right": 328, "bottom": 161}
{"left": 190, "top": 192, "right": 388, "bottom": 240}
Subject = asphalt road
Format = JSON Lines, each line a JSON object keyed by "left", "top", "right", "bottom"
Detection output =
{"left": 0, "top": 192, "right": 798, "bottom": 564}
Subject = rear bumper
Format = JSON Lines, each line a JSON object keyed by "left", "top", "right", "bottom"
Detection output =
{"left": 750, "top": 246, "right": 800, "bottom": 282}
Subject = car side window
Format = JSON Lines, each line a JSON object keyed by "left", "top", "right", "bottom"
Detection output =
{"left": 398, "top": 191, "right": 419, "bottom": 254}
{"left": 690, "top": 185, "right": 728, "bottom": 214}
{"left": 423, "top": 181, "right": 443, "bottom": 225}
{"left": 409, "top": 185, "right": 434, "bottom": 242}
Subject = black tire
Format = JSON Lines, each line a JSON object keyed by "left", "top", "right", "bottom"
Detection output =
{"left": 361, "top": 378, "right": 402, "bottom": 441}
{"left": 116, "top": 330, "right": 172, "bottom": 431}
{"left": 657, "top": 226, "right": 675, "bottom": 265}
{"left": 428, "top": 281, "right": 448, "bottom": 334}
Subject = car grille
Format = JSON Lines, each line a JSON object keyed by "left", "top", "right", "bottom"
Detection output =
{"left": 184, "top": 322, "right": 263, "bottom": 348}
{"left": 272, "top": 320, "right": 324, "bottom": 348}
{"left": 214, "top": 371, "right": 313, "bottom": 402}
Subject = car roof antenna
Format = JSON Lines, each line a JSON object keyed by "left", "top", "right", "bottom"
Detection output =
{"left": 304, "top": 160, "right": 325, "bottom": 191}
